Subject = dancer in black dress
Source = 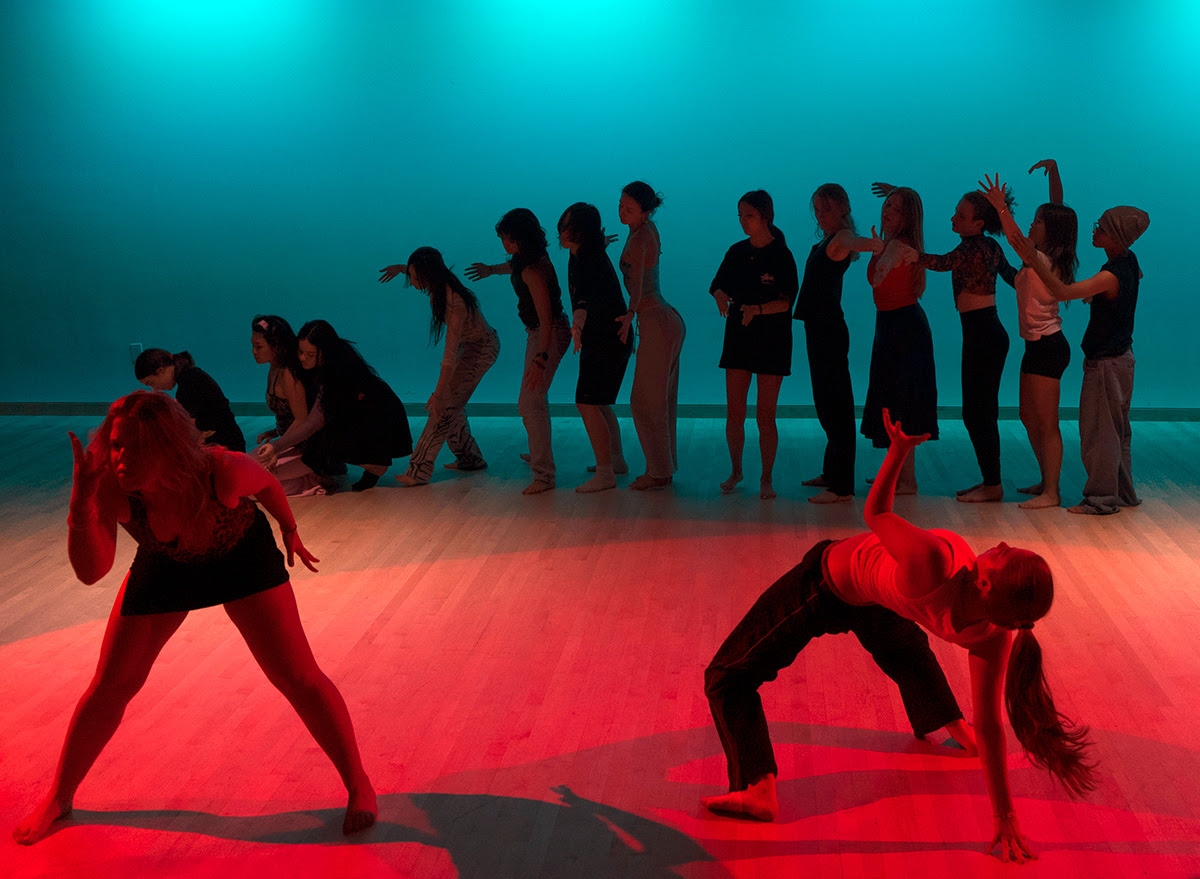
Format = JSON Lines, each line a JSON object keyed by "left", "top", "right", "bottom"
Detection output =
{"left": 135, "top": 348, "right": 245, "bottom": 452}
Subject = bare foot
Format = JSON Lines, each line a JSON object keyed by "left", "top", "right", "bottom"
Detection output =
{"left": 1019, "top": 493, "right": 1060, "bottom": 510}
{"left": 522, "top": 480, "right": 555, "bottom": 495}
{"left": 629, "top": 474, "right": 671, "bottom": 491}
{"left": 576, "top": 472, "right": 616, "bottom": 493}
{"left": 701, "top": 775, "right": 777, "bottom": 822}
{"left": 1017, "top": 482, "right": 1043, "bottom": 495}
{"left": 394, "top": 474, "right": 428, "bottom": 487}
{"left": 957, "top": 484, "right": 1003, "bottom": 503}
{"left": 944, "top": 719, "right": 978, "bottom": 756}
{"left": 759, "top": 480, "right": 776, "bottom": 500}
{"left": 720, "top": 472, "right": 743, "bottom": 494}
{"left": 343, "top": 784, "right": 377, "bottom": 835}
{"left": 801, "top": 474, "right": 828, "bottom": 487}
{"left": 808, "top": 489, "right": 852, "bottom": 505}
{"left": 955, "top": 482, "right": 983, "bottom": 497}
{"left": 13, "top": 797, "right": 72, "bottom": 845}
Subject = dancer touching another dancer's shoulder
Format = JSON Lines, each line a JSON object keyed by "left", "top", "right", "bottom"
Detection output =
{"left": 978, "top": 161, "right": 1077, "bottom": 510}
{"left": 702, "top": 407, "right": 1095, "bottom": 863}
{"left": 13, "top": 391, "right": 376, "bottom": 845}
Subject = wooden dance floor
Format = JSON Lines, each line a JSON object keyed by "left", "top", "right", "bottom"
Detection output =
{"left": 4, "top": 413, "right": 1200, "bottom": 878}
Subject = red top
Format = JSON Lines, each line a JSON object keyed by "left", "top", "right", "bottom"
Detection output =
{"left": 868, "top": 254, "right": 923, "bottom": 312}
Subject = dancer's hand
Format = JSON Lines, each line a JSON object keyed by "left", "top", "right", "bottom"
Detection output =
{"left": 615, "top": 311, "right": 634, "bottom": 345}
{"left": 68, "top": 431, "right": 110, "bottom": 505}
{"left": 1028, "top": 158, "right": 1058, "bottom": 177}
{"left": 891, "top": 242, "right": 919, "bottom": 266}
{"left": 465, "top": 262, "right": 491, "bottom": 282}
{"left": 740, "top": 304, "right": 758, "bottom": 326}
{"left": 977, "top": 174, "right": 1009, "bottom": 214}
{"left": 256, "top": 429, "right": 277, "bottom": 444}
{"left": 425, "top": 393, "right": 444, "bottom": 420}
{"left": 882, "top": 408, "right": 930, "bottom": 451}
{"left": 989, "top": 813, "right": 1037, "bottom": 863}
{"left": 871, "top": 182, "right": 897, "bottom": 199}
{"left": 379, "top": 263, "right": 406, "bottom": 283}
{"left": 1008, "top": 228, "right": 1038, "bottom": 265}
{"left": 869, "top": 225, "right": 886, "bottom": 253}
{"left": 713, "top": 290, "right": 731, "bottom": 317}
{"left": 256, "top": 442, "right": 278, "bottom": 470}
{"left": 283, "top": 529, "right": 320, "bottom": 572}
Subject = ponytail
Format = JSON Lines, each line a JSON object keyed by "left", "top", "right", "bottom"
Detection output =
{"left": 1004, "top": 628, "right": 1097, "bottom": 796}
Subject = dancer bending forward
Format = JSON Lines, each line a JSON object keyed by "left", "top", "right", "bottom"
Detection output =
{"left": 14, "top": 391, "right": 376, "bottom": 845}
{"left": 703, "top": 408, "right": 1094, "bottom": 863}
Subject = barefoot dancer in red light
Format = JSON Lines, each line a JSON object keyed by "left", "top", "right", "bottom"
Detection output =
{"left": 13, "top": 391, "right": 376, "bottom": 845}
{"left": 703, "top": 408, "right": 1095, "bottom": 863}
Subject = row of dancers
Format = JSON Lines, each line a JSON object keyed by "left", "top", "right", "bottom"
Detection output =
{"left": 15, "top": 391, "right": 1090, "bottom": 863}
{"left": 135, "top": 162, "right": 1150, "bottom": 514}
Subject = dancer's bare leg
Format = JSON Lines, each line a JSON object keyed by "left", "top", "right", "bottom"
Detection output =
{"left": 701, "top": 773, "right": 778, "bottom": 821}
{"left": 14, "top": 579, "right": 187, "bottom": 845}
{"left": 755, "top": 375, "right": 782, "bottom": 499}
{"left": 223, "top": 584, "right": 376, "bottom": 834}
{"left": 576, "top": 403, "right": 617, "bottom": 493}
{"left": 1019, "top": 374, "right": 1063, "bottom": 510}
{"left": 722, "top": 370, "right": 750, "bottom": 493}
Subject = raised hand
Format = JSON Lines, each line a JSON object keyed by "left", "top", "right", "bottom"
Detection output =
{"left": 871, "top": 182, "right": 897, "bottom": 199}
{"left": 378, "top": 264, "right": 406, "bottom": 283}
{"left": 882, "top": 408, "right": 930, "bottom": 451}
{"left": 869, "top": 225, "right": 886, "bottom": 252}
{"left": 977, "top": 173, "right": 1009, "bottom": 213}
{"left": 283, "top": 529, "right": 320, "bottom": 572}
{"left": 1028, "top": 158, "right": 1057, "bottom": 177}
{"left": 465, "top": 262, "right": 491, "bottom": 282}
{"left": 68, "top": 431, "right": 106, "bottom": 500}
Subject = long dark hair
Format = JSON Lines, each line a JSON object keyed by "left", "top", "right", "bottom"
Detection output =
{"left": 739, "top": 189, "right": 785, "bottom": 243}
{"left": 882, "top": 187, "right": 926, "bottom": 298}
{"left": 991, "top": 550, "right": 1098, "bottom": 796}
{"left": 90, "top": 391, "right": 217, "bottom": 551}
{"left": 133, "top": 348, "right": 195, "bottom": 380}
{"left": 496, "top": 208, "right": 548, "bottom": 274}
{"left": 297, "top": 320, "right": 378, "bottom": 420}
{"left": 251, "top": 314, "right": 303, "bottom": 377}
{"left": 1035, "top": 203, "right": 1079, "bottom": 285}
{"left": 405, "top": 246, "right": 481, "bottom": 345}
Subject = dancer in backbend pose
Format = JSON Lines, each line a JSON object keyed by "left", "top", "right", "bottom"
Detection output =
{"left": 703, "top": 408, "right": 1095, "bottom": 863}
{"left": 381, "top": 248, "right": 500, "bottom": 486}
{"left": 13, "top": 392, "right": 376, "bottom": 845}
{"left": 709, "top": 190, "right": 799, "bottom": 500}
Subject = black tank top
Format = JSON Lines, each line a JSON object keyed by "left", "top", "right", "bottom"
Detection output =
{"left": 794, "top": 237, "right": 851, "bottom": 322}
{"left": 510, "top": 254, "right": 564, "bottom": 330}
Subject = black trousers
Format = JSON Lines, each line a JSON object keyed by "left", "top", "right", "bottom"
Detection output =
{"left": 704, "top": 541, "right": 963, "bottom": 792}
{"left": 804, "top": 318, "right": 856, "bottom": 496}
{"left": 960, "top": 307, "right": 1009, "bottom": 486}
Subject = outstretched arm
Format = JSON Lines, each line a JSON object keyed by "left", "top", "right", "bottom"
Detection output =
{"left": 871, "top": 182, "right": 898, "bottom": 199}
{"left": 863, "top": 411, "right": 955, "bottom": 597}
{"left": 465, "top": 261, "right": 512, "bottom": 281}
{"left": 1029, "top": 159, "right": 1063, "bottom": 205}
{"left": 213, "top": 450, "right": 319, "bottom": 572}
{"left": 969, "top": 633, "right": 1036, "bottom": 863}
{"left": 378, "top": 263, "right": 407, "bottom": 283}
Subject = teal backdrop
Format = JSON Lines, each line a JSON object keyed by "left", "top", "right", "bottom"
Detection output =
{"left": 1, "top": 1, "right": 1195, "bottom": 409}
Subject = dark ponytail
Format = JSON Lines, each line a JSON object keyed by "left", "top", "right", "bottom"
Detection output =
{"left": 1004, "top": 628, "right": 1097, "bottom": 796}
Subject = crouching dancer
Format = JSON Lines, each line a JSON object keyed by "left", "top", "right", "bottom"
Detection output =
{"left": 702, "top": 408, "right": 1095, "bottom": 862}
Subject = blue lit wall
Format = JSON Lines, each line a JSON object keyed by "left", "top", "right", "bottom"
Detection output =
{"left": 2, "top": 1, "right": 1196, "bottom": 408}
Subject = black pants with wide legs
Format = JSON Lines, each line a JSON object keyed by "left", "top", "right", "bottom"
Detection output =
{"left": 704, "top": 540, "right": 963, "bottom": 792}
{"left": 804, "top": 318, "right": 857, "bottom": 496}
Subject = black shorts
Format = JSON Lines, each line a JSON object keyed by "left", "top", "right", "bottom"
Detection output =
{"left": 1020, "top": 332, "right": 1071, "bottom": 380}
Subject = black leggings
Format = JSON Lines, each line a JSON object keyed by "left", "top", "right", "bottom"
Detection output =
{"left": 804, "top": 318, "right": 856, "bottom": 496}
{"left": 704, "top": 541, "right": 963, "bottom": 791}
{"left": 960, "top": 307, "right": 1009, "bottom": 486}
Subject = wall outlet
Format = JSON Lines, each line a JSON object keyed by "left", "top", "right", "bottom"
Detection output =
{"left": 129, "top": 343, "right": 142, "bottom": 364}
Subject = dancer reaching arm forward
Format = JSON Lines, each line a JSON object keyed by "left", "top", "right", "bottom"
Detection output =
{"left": 703, "top": 408, "right": 1095, "bottom": 863}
